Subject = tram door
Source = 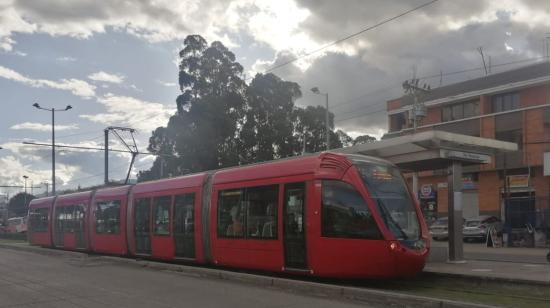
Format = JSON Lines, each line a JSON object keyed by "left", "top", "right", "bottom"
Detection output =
{"left": 173, "top": 193, "right": 195, "bottom": 259}
{"left": 74, "top": 204, "right": 86, "bottom": 249}
{"left": 135, "top": 198, "right": 152, "bottom": 255}
{"left": 283, "top": 183, "right": 307, "bottom": 269}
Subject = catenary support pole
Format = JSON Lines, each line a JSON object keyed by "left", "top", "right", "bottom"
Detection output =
{"left": 448, "top": 161, "right": 464, "bottom": 262}
{"left": 104, "top": 129, "right": 109, "bottom": 185}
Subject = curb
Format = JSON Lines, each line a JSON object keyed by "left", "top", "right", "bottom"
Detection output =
{"left": 1, "top": 243, "right": 497, "bottom": 308}
{"left": 422, "top": 269, "right": 550, "bottom": 287}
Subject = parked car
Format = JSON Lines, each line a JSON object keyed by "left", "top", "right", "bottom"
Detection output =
{"left": 429, "top": 217, "right": 449, "bottom": 240}
{"left": 462, "top": 215, "right": 502, "bottom": 242}
{"left": 429, "top": 217, "right": 467, "bottom": 240}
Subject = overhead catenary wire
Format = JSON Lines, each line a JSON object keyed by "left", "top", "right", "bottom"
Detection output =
{"left": 262, "top": 0, "right": 440, "bottom": 74}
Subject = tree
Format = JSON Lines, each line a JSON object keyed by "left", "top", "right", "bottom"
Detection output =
{"left": 294, "top": 105, "right": 341, "bottom": 153}
{"left": 353, "top": 134, "right": 377, "bottom": 145}
{"left": 8, "top": 193, "right": 35, "bottom": 217}
{"left": 336, "top": 130, "right": 353, "bottom": 147}
{"left": 240, "top": 73, "right": 302, "bottom": 163}
{"left": 139, "top": 35, "right": 247, "bottom": 181}
{"left": 138, "top": 34, "right": 351, "bottom": 182}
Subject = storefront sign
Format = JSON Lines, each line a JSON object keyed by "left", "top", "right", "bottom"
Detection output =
{"left": 463, "top": 176, "right": 477, "bottom": 190}
{"left": 507, "top": 175, "right": 529, "bottom": 188}
{"left": 420, "top": 184, "right": 435, "bottom": 199}
{"left": 440, "top": 150, "right": 491, "bottom": 164}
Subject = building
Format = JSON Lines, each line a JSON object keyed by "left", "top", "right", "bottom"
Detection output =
{"left": 385, "top": 61, "right": 550, "bottom": 247}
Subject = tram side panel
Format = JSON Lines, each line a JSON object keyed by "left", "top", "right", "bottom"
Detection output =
{"left": 126, "top": 174, "right": 207, "bottom": 263}
{"left": 28, "top": 196, "right": 56, "bottom": 247}
{"left": 307, "top": 172, "right": 397, "bottom": 278}
{"left": 52, "top": 191, "right": 92, "bottom": 251}
{"left": 89, "top": 186, "right": 130, "bottom": 255}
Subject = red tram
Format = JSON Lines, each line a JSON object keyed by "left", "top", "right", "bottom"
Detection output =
{"left": 27, "top": 152, "right": 429, "bottom": 278}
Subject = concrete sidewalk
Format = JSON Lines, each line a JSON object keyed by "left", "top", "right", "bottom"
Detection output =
{"left": 426, "top": 241, "right": 550, "bottom": 285}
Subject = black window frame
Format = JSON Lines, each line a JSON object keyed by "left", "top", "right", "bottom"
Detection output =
{"left": 95, "top": 200, "right": 122, "bottom": 235}
{"left": 492, "top": 92, "right": 520, "bottom": 113}
{"left": 29, "top": 207, "right": 49, "bottom": 232}
{"left": 321, "top": 180, "right": 382, "bottom": 240}
{"left": 442, "top": 100, "right": 479, "bottom": 122}
{"left": 173, "top": 193, "right": 196, "bottom": 236}
{"left": 217, "top": 184, "right": 279, "bottom": 240}
{"left": 153, "top": 196, "right": 172, "bottom": 236}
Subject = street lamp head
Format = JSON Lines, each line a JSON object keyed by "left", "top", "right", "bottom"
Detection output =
{"left": 65, "top": 105, "right": 72, "bottom": 111}
{"left": 310, "top": 87, "right": 320, "bottom": 94}
{"left": 33, "top": 103, "right": 40, "bottom": 109}
{"left": 22, "top": 175, "right": 28, "bottom": 179}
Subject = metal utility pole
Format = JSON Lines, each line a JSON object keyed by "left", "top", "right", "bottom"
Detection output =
{"left": 33, "top": 103, "right": 73, "bottom": 195}
{"left": 448, "top": 161, "right": 464, "bottom": 262}
{"left": 22, "top": 175, "right": 28, "bottom": 207}
{"left": 403, "top": 78, "right": 430, "bottom": 202}
{"left": 105, "top": 129, "right": 109, "bottom": 185}
{"left": 311, "top": 87, "right": 330, "bottom": 150}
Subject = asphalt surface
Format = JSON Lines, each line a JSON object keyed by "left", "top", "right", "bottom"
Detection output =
{"left": 0, "top": 248, "right": 365, "bottom": 308}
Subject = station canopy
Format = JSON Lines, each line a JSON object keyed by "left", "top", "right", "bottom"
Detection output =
{"left": 335, "top": 130, "right": 518, "bottom": 171}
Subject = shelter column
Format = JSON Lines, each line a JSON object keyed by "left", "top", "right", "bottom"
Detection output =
{"left": 448, "top": 161, "right": 464, "bottom": 262}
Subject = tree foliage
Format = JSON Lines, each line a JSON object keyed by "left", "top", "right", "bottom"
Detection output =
{"left": 8, "top": 192, "right": 35, "bottom": 217}
{"left": 138, "top": 35, "right": 365, "bottom": 181}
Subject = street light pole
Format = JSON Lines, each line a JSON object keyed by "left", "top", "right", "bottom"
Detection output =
{"left": 33, "top": 103, "right": 72, "bottom": 195}
{"left": 311, "top": 87, "right": 330, "bottom": 151}
{"left": 23, "top": 175, "right": 28, "bottom": 207}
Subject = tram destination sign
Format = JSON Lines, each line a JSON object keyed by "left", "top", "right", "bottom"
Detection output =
{"left": 440, "top": 150, "right": 491, "bottom": 164}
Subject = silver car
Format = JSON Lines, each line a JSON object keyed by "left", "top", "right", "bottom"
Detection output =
{"left": 429, "top": 217, "right": 449, "bottom": 240}
{"left": 463, "top": 215, "right": 502, "bottom": 242}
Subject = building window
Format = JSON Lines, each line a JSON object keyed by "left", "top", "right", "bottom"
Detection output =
{"left": 389, "top": 112, "right": 407, "bottom": 131}
{"left": 29, "top": 208, "right": 49, "bottom": 232}
{"left": 442, "top": 100, "right": 479, "bottom": 122}
{"left": 217, "top": 185, "right": 279, "bottom": 239}
{"left": 153, "top": 196, "right": 171, "bottom": 235}
{"left": 492, "top": 92, "right": 519, "bottom": 113}
{"left": 96, "top": 200, "right": 121, "bottom": 234}
{"left": 321, "top": 180, "right": 382, "bottom": 239}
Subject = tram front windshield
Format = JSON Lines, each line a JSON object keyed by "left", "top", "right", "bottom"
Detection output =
{"left": 356, "top": 163, "right": 421, "bottom": 245}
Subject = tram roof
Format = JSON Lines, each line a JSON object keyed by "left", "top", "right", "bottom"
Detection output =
{"left": 334, "top": 130, "right": 518, "bottom": 172}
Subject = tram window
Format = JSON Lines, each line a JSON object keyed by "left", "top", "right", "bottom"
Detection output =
{"left": 322, "top": 181, "right": 382, "bottom": 239}
{"left": 246, "top": 185, "right": 278, "bottom": 239}
{"left": 154, "top": 196, "right": 172, "bottom": 235}
{"left": 174, "top": 193, "right": 195, "bottom": 234}
{"left": 217, "top": 185, "right": 279, "bottom": 239}
{"left": 63, "top": 206, "right": 75, "bottom": 233}
{"left": 29, "top": 208, "right": 49, "bottom": 232}
{"left": 96, "top": 200, "right": 121, "bottom": 234}
{"left": 218, "top": 189, "right": 245, "bottom": 238}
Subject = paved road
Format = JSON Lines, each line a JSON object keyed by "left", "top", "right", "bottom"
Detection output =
{"left": 0, "top": 249, "right": 364, "bottom": 308}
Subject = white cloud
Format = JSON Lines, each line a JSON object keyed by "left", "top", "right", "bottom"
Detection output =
{"left": 0, "top": 65, "right": 96, "bottom": 98}
{"left": 88, "top": 71, "right": 125, "bottom": 84}
{"left": 56, "top": 56, "right": 76, "bottom": 62}
{"left": 505, "top": 42, "right": 514, "bottom": 52}
{"left": 80, "top": 93, "right": 175, "bottom": 134}
{"left": 10, "top": 122, "right": 79, "bottom": 131}
{"left": 157, "top": 80, "right": 177, "bottom": 87}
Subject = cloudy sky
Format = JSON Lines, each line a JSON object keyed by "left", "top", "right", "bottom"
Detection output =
{"left": 1, "top": 0, "right": 549, "bottom": 195}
